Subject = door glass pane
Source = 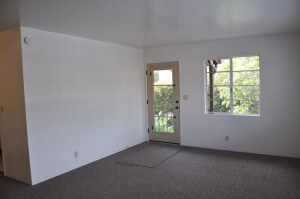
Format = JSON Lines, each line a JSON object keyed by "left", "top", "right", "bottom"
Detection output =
{"left": 154, "top": 108, "right": 174, "bottom": 117}
{"left": 153, "top": 70, "right": 174, "bottom": 133}
{"left": 154, "top": 70, "right": 173, "bottom": 85}
{"left": 154, "top": 86, "right": 173, "bottom": 107}
{"left": 154, "top": 117, "right": 174, "bottom": 132}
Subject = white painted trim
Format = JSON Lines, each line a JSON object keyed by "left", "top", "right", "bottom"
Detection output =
{"left": 230, "top": 58, "right": 233, "bottom": 113}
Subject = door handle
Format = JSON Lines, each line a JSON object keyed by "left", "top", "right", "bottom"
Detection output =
{"left": 173, "top": 116, "right": 176, "bottom": 118}
{"left": 175, "top": 106, "right": 179, "bottom": 109}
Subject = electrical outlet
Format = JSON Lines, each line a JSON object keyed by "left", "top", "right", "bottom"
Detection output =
{"left": 74, "top": 151, "right": 78, "bottom": 158}
{"left": 225, "top": 136, "right": 229, "bottom": 141}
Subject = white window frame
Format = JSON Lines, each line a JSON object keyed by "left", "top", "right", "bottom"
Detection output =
{"left": 204, "top": 55, "right": 261, "bottom": 116}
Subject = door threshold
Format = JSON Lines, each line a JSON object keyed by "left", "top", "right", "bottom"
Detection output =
{"left": 148, "top": 140, "right": 181, "bottom": 145}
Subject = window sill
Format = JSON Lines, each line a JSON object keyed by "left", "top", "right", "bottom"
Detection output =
{"left": 205, "top": 112, "right": 260, "bottom": 117}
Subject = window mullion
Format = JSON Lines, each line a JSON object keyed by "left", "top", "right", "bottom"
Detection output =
{"left": 230, "top": 58, "right": 233, "bottom": 113}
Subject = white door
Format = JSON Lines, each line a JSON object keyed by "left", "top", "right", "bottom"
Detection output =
{"left": 147, "top": 62, "right": 180, "bottom": 144}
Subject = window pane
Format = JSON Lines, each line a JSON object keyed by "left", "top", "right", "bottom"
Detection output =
{"left": 233, "top": 56, "right": 259, "bottom": 71}
{"left": 207, "top": 72, "right": 230, "bottom": 86}
{"left": 233, "top": 86, "right": 260, "bottom": 101}
{"left": 208, "top": 100, "right": 231, "bottom": 113}
{"left": 207, "top": 86, "right": 230, "bottom": 101}
{"left": 207, "top": 59, "right": 230, "bottom": 72}
{"left": 216, "top": 59, "right": 230, "bottom": 71}
{"left": 233, "top": 71, "right": 260, "bottom": 85}
{"left": 207, "top": 86, "right": 231, "bottom": 113}
{"left": 233, "top": 100, "right": 260, "bottom": 115}
{"left": 206, "top": 56, "right": 260, "bottom": 115}
{"left": 215, "top": 72, "right": 230, "bottom": 85}
{"left": 154, "top": 70, "right": 173, "bottom": 85}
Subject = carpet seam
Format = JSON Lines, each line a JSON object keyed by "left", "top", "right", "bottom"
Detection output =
{"left": 115, "top": 147, "right": 186, "bottom": 168}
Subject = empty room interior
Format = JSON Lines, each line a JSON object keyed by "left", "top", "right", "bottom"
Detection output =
{"left": 0, "top": 0, "right": 300, "bottom": 198}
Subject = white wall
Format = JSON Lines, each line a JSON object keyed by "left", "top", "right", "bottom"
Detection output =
{"left": 0, "top": 27, "right": 32, "bottom": 184}
{"left": 21, "top": 27, "right": 146, "bottom": 185}
{"left": 144, "top": 34, "right": 300, "bottom": 158}
{"left": 15, "top": 27, "right": 300, "bottom": 185}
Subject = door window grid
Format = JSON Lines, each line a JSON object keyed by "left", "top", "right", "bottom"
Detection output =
{"left": 153, "top": 70, "right": 174, "bottom": 133}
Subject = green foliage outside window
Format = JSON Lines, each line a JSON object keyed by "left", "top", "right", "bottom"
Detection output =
{"left": 207, "top": 56, "right": 260, "bottom": 115}
{"left": 153, "top": 71, "right": 174, "bottom": 132}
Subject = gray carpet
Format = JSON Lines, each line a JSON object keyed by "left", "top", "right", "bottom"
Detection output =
{"left": 116, "top": 142, "right": 183, "bottom": 167}
{"left": 0, "top": 141, "right": 299, "bottom": 199}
